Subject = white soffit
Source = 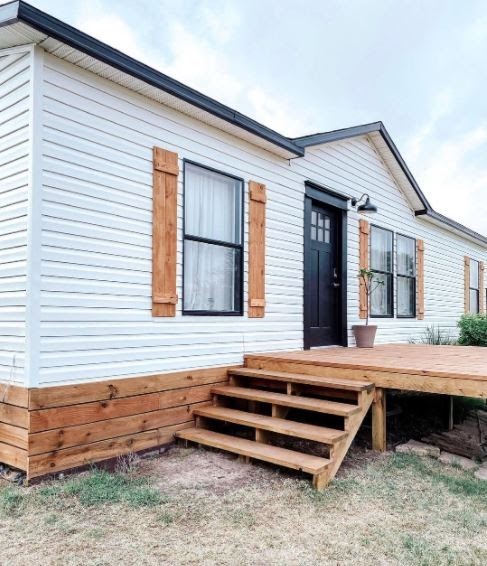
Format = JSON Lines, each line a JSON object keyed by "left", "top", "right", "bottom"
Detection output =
{"left": 0, "top": 21, "right": 296, "bottom": 159}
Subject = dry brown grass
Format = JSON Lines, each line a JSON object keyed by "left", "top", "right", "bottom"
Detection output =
{"left": 0, "top": 446, "right": 486, "bottom": 565}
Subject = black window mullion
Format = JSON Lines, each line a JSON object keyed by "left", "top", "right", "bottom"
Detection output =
{"left": 469, "top": 259, "right": 480, "bottom": 314}
{"left": 182, "top": 160, "right": 244, "bottom": 316}
{"left": 370, "top": 225, "right": 394, "bottom": 318}
{"left": 396, "top": 234, "right": 416, "bottom": 318}
{"left": 184, "top": 233, "right": 242, "bottom": 250}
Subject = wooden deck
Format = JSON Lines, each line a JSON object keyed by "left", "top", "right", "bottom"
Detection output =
{"left": 245, "top": 344, "right": 487, "bottom": 398}
{"left": 245, "top": 344, "right": 487, "bottom": 453}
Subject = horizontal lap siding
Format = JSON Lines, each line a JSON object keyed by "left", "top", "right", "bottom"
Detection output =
{"left": 292, "top": 140, "right": 487, "bottom": 344}
{"left": 27, "top": 366, "right": 231, "bottom": 478}
{"left": 0, "top": 51, "right": 31, "bottom": 384}
{"left": 39, "top": 54, "right": 304, "bottom": 386}
{"left": 37, "top": 53, "right": 486, "bottom": 386}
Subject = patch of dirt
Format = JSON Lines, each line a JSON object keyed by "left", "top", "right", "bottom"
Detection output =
{"left": 139, "top": 445, "right": 287, "bottom": 494}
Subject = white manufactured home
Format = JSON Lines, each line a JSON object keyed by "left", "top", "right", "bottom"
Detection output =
{"left": 0, "top": 2, "right": 486, "bottom": 482}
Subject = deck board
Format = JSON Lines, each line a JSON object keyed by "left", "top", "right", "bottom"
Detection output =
{"left": 245, "top": 345, "right": 487, "bottom": 398}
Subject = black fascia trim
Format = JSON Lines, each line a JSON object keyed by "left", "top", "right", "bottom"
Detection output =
{"left": 11, "top": 1, "right": 303, "bottom": 157}
{"left": 378, "top": 124, "right": 431, "bottom": 210}
{"left": 294, "top": 121, "right": 431, "bottom": 210}
{"left": 0, "top": 1, "right": 19, "bottom": 27}
{"left": 415, "top": 209, "right": 487, "bottom": 246}
{"left": 293, "top": 122, "right": 384, "bottom": 147}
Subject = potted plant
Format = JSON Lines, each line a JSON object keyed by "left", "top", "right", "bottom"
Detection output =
{"left": 352, "top": 268, "right": 384, "bottom": 348}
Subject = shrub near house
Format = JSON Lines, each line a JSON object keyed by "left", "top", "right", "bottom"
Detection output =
{"left": 458, "top": 314, "right": 487, "bottom": 346}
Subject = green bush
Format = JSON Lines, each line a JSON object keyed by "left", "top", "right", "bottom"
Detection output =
{"left": 458, "top": 314, "right": 487, "bottom": 346}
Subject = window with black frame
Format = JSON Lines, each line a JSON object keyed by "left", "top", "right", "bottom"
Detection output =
{"left": 469, "top": 259, "right": 480, "bottom": 314}
{"left": 183, "top": 162, "right": 243, "bottom": 315}
{"left": 397, "top": 234, "right": 416, "bottom": 317}
{"left": 370, "top": 225, "right": 393, "bottom": 317}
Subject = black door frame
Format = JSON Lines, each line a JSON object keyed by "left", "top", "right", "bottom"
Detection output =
{"left": 304, "top": 182, "right": 348, "bottom": 349}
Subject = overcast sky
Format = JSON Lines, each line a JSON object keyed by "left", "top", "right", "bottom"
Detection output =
{"left": 10, "top": 0, "right": 487, "bottom": 234}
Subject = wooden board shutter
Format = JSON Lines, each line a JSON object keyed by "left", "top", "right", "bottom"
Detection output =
{"left": 480, "top": 262, "right": 485, "bottom": 314}
{"left": 464, "top": 256, "right": 470, "bottom": 314}
{"left": 152, "top": 147, "right": 178, "bottom": 317}
{"left": 416, "top": 239, "right": 425, "bottom": 320}
{"left": 248, "top": 181, "right": 266, "bottom": 318}
{"left": 359, "top": 219, "right": 370, "bottom": 319}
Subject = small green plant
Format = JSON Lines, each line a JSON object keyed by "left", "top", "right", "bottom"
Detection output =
{"left": 458, "top": 313, "right": 487, "bottom": 346}
{"left": 358, "top": 268, "right": 384, "bottom": 325}
{"left": 410, "top": 324, "right": 456, "bottom": 345}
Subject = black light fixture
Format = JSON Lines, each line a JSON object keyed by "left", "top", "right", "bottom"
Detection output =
{"left": 351, "top": 193, "right": 378, "bottom": 213}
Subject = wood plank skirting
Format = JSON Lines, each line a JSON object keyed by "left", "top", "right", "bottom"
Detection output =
{"left": 0, "top": 383, "right": 29, "bottom": 471}
{"left": 0, "top": 366, "right": 234, "bottom": 480}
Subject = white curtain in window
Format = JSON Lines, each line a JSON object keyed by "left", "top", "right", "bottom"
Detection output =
{"left": 370, "top": 228, "right": 392, "bottom": 272}
{"left": 370, "top": 272, "right": 390, "bottom": 316}
{"left": 370, "top": 227, "right": 392, "bottom": 316}
{"left": 185, "top": 164, "right": 239, "bottom": 243}
{"left": 397, "top": 277, "right": 414, "bottom": 316}
{"left": 183, "top": 164, "right": 240, "bottom": 312}
{"left": 184, "top": 241, "right": 235, "bottom": 311}
{"left": 397, "top": 236, "right": 415, "bottom": 276}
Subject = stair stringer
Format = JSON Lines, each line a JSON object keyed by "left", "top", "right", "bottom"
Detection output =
{"left": 312, "top": 388, "right": 375, "bottom": 490}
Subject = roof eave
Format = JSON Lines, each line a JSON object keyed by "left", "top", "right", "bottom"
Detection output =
{"left": 416, "top": 209, "right": 487, "bottom": 247}
{"left": 1, "top": 1, "right": 304, "bottom": 157}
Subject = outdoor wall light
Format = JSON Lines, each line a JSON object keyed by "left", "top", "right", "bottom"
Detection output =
{"left": 351, "top": 193, "right": 378, "bottom": 213}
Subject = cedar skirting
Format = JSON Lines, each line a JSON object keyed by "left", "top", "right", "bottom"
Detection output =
{"left": 0, "top": 366, "right": 235, "bottom": 480}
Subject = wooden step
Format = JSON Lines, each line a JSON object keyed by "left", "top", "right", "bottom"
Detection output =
{"left": 176, "top": 428, "right": 331, "bottom": 474}
{"left": 211, "top": 385, "right": 361, "bottom": 417}
{"left": 230, "top": 368, "right": 373, "bottom": 392}
{"left": 193, "top": 406, "right": 347, "bottom": 444}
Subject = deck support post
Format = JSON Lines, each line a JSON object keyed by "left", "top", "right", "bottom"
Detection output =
{"left": 372, "top": 388, "right": 386, "bottom": 452}
{"left": 445, "top": 395, "right": 454, "bottom": 431}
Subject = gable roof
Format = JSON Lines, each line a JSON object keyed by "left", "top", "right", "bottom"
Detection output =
{"left": 293, "top": 122, "right": 487, "bottom": 246}
{"left": 0, "top": 1, "right": 485, "bottom": 246}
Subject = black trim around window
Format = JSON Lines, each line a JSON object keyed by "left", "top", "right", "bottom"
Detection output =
{"left": 182, "top": 160, "right": 244, "bottom": 316}
{"left": 369, "top": 224, "right": 394, "bottom": 318}
{"left": 396, "top": 233, "right": 416, "bottom": 319}
{"left": 469, "top": 258, "right": 480, "bottom": 314}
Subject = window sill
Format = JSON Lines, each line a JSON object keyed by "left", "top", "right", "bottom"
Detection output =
{"left": 182, "top": 310, "right": 243, "bottom": 317}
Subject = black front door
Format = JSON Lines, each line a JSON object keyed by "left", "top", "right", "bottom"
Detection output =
{"left": 304, "top": 199, "right": 341, "bottom": 348}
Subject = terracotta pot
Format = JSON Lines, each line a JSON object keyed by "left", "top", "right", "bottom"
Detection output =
{"left": 352, "top": 325, "right": 377, "bottom": 348}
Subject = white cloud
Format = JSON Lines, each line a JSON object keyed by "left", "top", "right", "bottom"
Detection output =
{"left": 72, "top": 1, "right": 161, "bottom": 68}
{"left": 71, "top": 0, "right": 310, "bottom": 137}
{"left": 408, "top": 125, "right": 487, "bottom": 234}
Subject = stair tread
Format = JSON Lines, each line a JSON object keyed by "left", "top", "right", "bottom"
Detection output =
{"left": 212, "top": 385, "right": 361, "bottom": 416}
{"left": 231, "top": 368, "right": 373, "bottom": 392}
{"left": 176, "top": 428, "right": 331, "bottom": 474}
{"left": 194, "top": 406, "right": 347, "bottom": 444}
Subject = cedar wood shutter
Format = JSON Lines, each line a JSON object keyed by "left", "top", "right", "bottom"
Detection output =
{"left": 416, "top": 240, "right": 425, "bottom": 320}
{"left": 480, "top": 262, "right": 485, "bottom": 314}
{"left": 248, "top": 181, "right": 266, "bottom": 318}
{"left": 152, "top": 147, "right": 178, "bottom": 317}
{"left": 359, "top": 219, "right": 369, "bottom": 319}
{"left": 464, "top": 256, "right": 470, "bottom": 314}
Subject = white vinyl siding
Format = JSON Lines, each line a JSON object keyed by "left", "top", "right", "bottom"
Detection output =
{"left": 293, "top": 140, "right": 487, "bottom": 344}
{"left": 28, "top": 51, "right": 487, "bottom": 386}
{"left": 0, "top": 49, "right": 31, "bottom": 384}
{"left": 37, "top": 54, "right": 304, "bottom": 385}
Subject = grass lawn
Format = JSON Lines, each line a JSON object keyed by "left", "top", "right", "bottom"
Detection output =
{"left": 0, "top": 446, "right": 486, "bottom": 565}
